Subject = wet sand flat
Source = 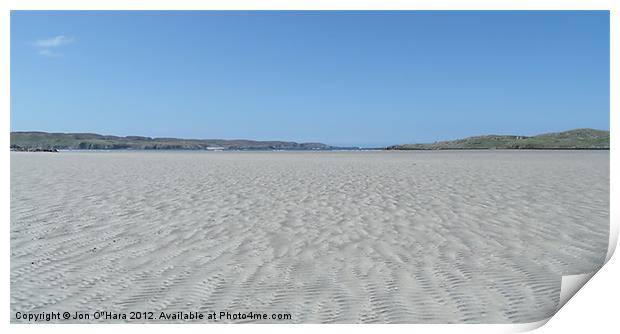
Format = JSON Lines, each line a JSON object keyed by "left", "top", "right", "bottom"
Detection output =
{"left": 10, "top": 151, "right": 609, "bottom": 323}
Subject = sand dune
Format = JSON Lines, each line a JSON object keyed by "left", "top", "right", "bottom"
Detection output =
{"left": 10, "top": 151, "right": 609, "bottom": 323}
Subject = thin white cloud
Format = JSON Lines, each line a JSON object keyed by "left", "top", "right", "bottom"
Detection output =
{"left": 31, "top": 35, "right": 75, "bottom": 57}
{"left": 37, "top": 49, "right": 55, "bottom": 57}
{"left": 34, "top": 35, "right": 74, "bottom": 48}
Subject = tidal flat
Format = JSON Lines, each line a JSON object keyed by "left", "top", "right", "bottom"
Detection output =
{"left": 10, "top": 150, "right": 609, "bottom": 323}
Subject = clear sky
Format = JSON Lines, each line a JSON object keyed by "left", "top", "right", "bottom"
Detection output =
{"left": 11, "top": 11, "right": 609, "bottom": 147}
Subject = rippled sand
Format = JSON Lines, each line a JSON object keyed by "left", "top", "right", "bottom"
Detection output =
{"left": 10, "top": 151, "right": 609, "bottom": 323}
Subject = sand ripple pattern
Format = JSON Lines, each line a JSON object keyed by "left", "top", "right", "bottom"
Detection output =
{"left": 10, "top": 151, "right": 609, "bottom": 323}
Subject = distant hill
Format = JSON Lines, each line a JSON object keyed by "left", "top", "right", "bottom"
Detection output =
{"left": 387, "top": 129, "right": 610, "bottom": 150}
{"left": 10, "top": 132, "right": 333, "bottom": 151}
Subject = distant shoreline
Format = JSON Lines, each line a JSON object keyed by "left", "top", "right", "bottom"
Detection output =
{"left": 10, "top": 131, "right": 342, "bottom": 151}
{"left": 386, "top": 147, "right": 610, "bottom": 151}
{"left": 10, "top": 128, "right": 610, "bottom": 152}
{"left": 9, "top": 147, "right": 610, "bottom": 153}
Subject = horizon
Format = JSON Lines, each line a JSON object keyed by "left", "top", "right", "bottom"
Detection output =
{"left": 11, "top": 11, "right": 610, "bottom": 147}
{"left": 10, "top": 127, "right": 608, "bottom": 149}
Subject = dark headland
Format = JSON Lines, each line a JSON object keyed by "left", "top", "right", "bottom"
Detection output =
{"left": 10, "top": 132, "right": 335, "bottom": 151}
{"left": 387, "top": 129, "right": 609, "bottom": 150}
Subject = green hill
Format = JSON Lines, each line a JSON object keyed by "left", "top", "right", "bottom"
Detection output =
{"left": 387, "top": 129, "right": 609, "bottom": 150}
{"left": 10, "top": 132, "right": 332, "bottom": 151}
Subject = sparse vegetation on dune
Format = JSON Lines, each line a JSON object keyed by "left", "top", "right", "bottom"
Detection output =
{"left": 387, "top": 129, "right": 609, "bottom": 150}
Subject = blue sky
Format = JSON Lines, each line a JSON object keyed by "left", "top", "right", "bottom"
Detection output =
{"left": 11, "top": 11, "right": 609, "bottom": 147}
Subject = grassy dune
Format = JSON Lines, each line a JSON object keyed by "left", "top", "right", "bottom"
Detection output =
{"left": 387, "top": 129, "right": 609, "bottom": 150}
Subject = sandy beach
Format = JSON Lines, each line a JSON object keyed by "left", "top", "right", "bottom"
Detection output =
{"left": 10, "top": 150, "right": 609, "bottom": 323}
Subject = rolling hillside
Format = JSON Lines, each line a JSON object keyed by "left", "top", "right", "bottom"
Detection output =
{"left": 387, "top": 129, "right": 609, "bottom": 150}
{"left": 10, "top": 132, "right": 332, "bottom": 151}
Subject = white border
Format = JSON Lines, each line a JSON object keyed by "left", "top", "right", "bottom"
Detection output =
{"left": 1, "top": 1, "right": 617, "bottom": 333}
